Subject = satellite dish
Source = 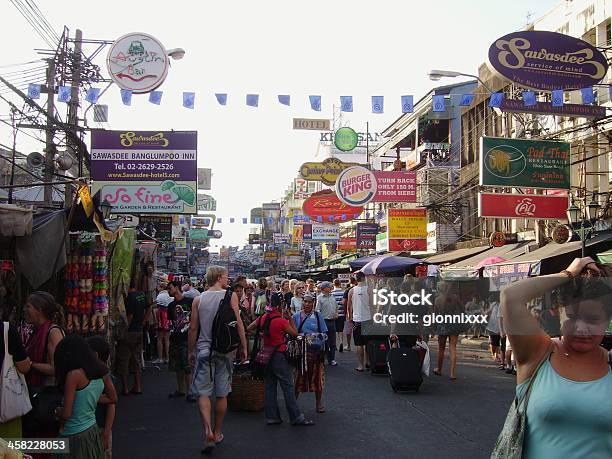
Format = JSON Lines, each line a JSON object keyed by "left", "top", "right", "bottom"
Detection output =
{"left": 55, "top": 152, "right": 73, "bottom": 171}
{"left": 26, "top": 152, "right": 45, "bottom": 168}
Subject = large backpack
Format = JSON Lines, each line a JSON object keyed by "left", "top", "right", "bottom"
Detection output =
{"left": 211, "top": 288, "right": 240, "bottom": 354}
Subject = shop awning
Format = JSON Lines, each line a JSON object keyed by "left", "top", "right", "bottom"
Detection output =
{"left": 424, "top": 245, "right": 490, "bottom": 265}
{"left": 439, "top": 242, "right": 530, "bottom": 278}
{"left": 597, "top": 251, "right": 612, "bottom": 264}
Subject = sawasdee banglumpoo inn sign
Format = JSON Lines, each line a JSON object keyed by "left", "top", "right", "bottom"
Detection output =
{"left": 91, "top": 130, "right": 197, "bottom": 214}
{"left": 488, "top": 30, "right": 608, "bottom": 91}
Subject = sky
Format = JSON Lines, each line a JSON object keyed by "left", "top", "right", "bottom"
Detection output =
{"left": 0, "top": 0, "right": 560, "bottom": 248}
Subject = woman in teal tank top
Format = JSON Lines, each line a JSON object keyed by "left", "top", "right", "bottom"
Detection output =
{"left": 500, "top": 257, "right": 612, "bottom": 459}
{"left": 54, "top": 335, "right": 118, "bottom": 459}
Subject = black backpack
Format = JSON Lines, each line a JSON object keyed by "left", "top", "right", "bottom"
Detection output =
{"left": 211, "top": 288, "right": 240, "bottom": 354}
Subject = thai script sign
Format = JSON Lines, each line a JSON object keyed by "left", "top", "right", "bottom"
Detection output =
{"left": 479, "top": 193, "right": 568, "bottom": 220}
{"left": 387, "top": 208, "right": 427, "bottom": 252}
{"left": 299, "top": 157, "right": 361, "bottom": 186}
{"left": 107, "top": 32, "right": 169, "bottom": 93}
{"left": 480, "top": 137, "right": 570, "bottom": 190}
{"left": 488, "top": 30, "right": 608, "bottom": 91}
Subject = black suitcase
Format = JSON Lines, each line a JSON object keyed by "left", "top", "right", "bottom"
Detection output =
{"left": 387, "top": 347, "right": 423, "bottom": 392}
{"left": 367, "top": 340, "right": 389, "bottom": 375}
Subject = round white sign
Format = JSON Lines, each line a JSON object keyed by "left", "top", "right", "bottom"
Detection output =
{"left": 335, "top": 165, "right": 377, "bottom": 207}
{"left": 106, "top": 32, "right": 169, "bottom": 94}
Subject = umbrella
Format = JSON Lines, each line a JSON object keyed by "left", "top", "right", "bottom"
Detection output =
{"left": 360, "top": 256, "right": 424, "bottom": 275}
{"left": 349, "top": 255, "right": 382, "bottom": 270}
{"left": 474, "top": 256, "right": 506, "bottom": 270}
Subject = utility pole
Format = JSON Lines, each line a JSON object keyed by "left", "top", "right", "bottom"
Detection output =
{"left": 44, "top": 59, "right": 56, "bottom": 207}
{"left": 65, "top": 29, "right": 83, "bottom": 206}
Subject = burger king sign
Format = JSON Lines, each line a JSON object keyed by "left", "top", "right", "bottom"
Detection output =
{"left": 335, "top": 166, "right": 377, "bottom": 207}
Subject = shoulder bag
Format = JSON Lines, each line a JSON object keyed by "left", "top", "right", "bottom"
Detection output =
{"left": 0, "top": 322, "right": 32, "bottom": 422}
{"left": 250, "top": 315, "right": 280, "bottom": 379}
{"left": 490, "top": 343, "right": 553, "bottom": 459}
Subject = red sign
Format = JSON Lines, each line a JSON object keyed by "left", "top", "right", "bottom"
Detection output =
{"left": 337, "top": 238, "right": 357, "bottom": 252}
{"left": 389, "top": 239, "right": 427, "bottom": 251}
{"left": 302, "top": 190, "right": 363, "bottom": 222}
{"left": 479, "top": 193, "right": 568, "bottom": 220}
{"left": 373, "top": 171, "right": 417, "bottom": 202}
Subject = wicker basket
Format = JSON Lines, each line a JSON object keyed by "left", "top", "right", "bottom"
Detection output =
{"left": 228, "top": 372, "right": 264, "bottom": 412}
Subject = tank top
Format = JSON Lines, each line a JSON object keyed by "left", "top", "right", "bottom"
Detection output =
{"left": 62, "top": 378, "right": 104, "bottom": 436}
{"left": 516, "top": 356, "right": 612, "bottom": 459}
{"left": 351, "top": 285, "right": 371, "bottom": 323}
{"left": 196, "top": 290, "right": 226, "bottom": 357}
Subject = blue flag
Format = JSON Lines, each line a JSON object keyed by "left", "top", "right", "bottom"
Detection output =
{"left": 242, "top": 218, "right": 248, "bottom": 224}
{"left": 432, "top": 95, "right": 445, "bottom": 112}
{"left": 278, "top": 95, "right": 290, "bottom": 106}
{"left": 489, "top": 92, "right": 504, "bottom": 108}
{"left": 149, "top": 91, "right": 163, "bottom": 105}
{"left": 304, "top": 216, "right": 310, "bottom": 223}
{"left": 85, "top": 87, "right": 101, "bottom": 104}
{"left": 522, "top": 91, "right": 536, "bottom": 106}
{"left": 255, "top": 217, "right": 262, "bottom": 224}
{"left": 280, "top": 217, "right": 286, "bottom": 225}
{"left": 267, "top": 217, "right": 273, "bottom": 224}
{"left": 309, "top": 95, "right": 321, "bottom": 111}
{"left": 401, "top": 95, "right": 414, "bottom": 113}
{"left": 120, "top": 89, "right": 132, "bottom": 106}
{"left": 317, "top": 216, "right": 323, "bottom": 222}
{"left": 328, "top": 216, "right": 334, "bottom": 222}
{"left": 215, "top": 93, "right": 227, "bottom": 105}
{"left": 183, "top": 92, "right": 195, "bottom": 109}
{"left": 218, "top": 218, "right": 223, "bottom": 224}
{"left": 58, "top": 86, "right": 71, "bottom": 103}
{"left": 459, "top": 93, "right": 474, "bottom": 106}
{"left": 372, "top": 96, "right": 384, "bottom": 114}
{"left": 27, "top": 83, "right": 41, "bottom": 100}
{"left": 246, "top": 94, "right": 259, "bottom": 107}
{"left": 552, "top": 89, "right": 564, "bottom": 107}
{"left": 581, "top": 87, "right": 594, "bottom": 105}
{"left": 340, "top": 96, "right": 353, "bottom": 112}
{"left": 341, "top": 214, "right": 346, "bottom": 221}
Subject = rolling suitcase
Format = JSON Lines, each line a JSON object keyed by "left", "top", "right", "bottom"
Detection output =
{"left": 387, "top": 346, "right": 423, "bottom": 392}
{"left": 367, "top": 340, "right": 389, "bottom": 375}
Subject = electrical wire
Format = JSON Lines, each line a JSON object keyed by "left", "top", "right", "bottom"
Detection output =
{"left": 9, "top": 0, "right": 56, "bottom": 49}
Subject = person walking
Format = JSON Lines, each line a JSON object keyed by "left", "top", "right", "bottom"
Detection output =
{"left": 316, "top": 282, "right": 338, "bottom": 366}
{"left": 347, "top": 272, "right": 371, "bottom": 372}
{"left": 495, "top": 258, "right": 612, "bottom": 459}
{"left": 433, "top": 282, "right": 464, "bottom": 380}
{"left": 342, "top": 277, "right": 357, "bottom": 351}
{"left": 485, "top": 292, "right": 503, "bottom": 368}
{"left": 154, "top": 283, "right": 172, "bottom": 364}
{"left": 247, "top": 292, "right": 314, "bottom": 427}
{"left": 290, "top": 282, "right": 305, "bottom": 314}
{"left": 167, "top": 280, "right": 196, "bottom": 401}
{"left": 294, "top": 293, "right": 328, "bottom": 413}
{"left": 188, "top": 266, "right": 247, "bottom": 454}
{"left": 331, "top": 279, "right": 346, "bottom": 353}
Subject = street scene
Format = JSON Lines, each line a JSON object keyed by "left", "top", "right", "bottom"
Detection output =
{"left": 0, "top": 0, "right": 611, "bottom": 458}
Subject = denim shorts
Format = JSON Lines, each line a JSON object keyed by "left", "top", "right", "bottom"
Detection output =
{"left": 191, "top": 352, "right": 233, "bottom": 397}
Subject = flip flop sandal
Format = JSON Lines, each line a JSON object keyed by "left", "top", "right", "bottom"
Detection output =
{"left": 215, "top": 433, "right": 224, "bottom": 444}
{"left": 316, "top": 407, "right": 326, "bottom": 413}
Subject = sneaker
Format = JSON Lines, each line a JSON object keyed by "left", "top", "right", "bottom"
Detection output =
{"left": 330, "top": 360, "right": 338, "bottom": 366}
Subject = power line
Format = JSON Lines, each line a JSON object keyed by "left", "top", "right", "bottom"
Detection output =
{"left": 9, "top": 0, "right": 56, "bottom": 49}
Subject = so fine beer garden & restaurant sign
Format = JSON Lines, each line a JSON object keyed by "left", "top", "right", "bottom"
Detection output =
{"left": 91, "top": 130, "right": 198, "bottom": 214}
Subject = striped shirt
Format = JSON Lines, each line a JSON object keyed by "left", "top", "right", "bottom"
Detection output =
{"left": 331, "top": 288, "right": 345, "bottom": 317}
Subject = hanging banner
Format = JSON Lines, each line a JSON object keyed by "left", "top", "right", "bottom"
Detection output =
{"left": 302, "top": 190, "right": 363, "bottom": 222}
{"left": 387, "top": 208, "right": 427, "bottom": 251}
{"left": 137, "top": 215, "right": 172, "bottom": 241}
{"left": 356, "top": 223, "right": 379, "bottom": 249}
{"left": 480, "top": 137, "right": 570, "bottom": 190}
{"left": 488, "top": 30, "right": 608, "bottom": 91}
{"left": 479, "top": 193, "right": 568, "bottom": 220}
{"left": 299, "top": 157, "right": 361, "bottom": 186}
{"left": 106, "top": 32, "right": 170, "bottom": 94}
{"left": 91, "top": 130, "right": 197, "bottom": 214}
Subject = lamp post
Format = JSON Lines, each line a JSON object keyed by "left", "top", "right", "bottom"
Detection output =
{"left": 428, "top": 69, "right": 494, "bottom": 94}
{"left": 566, "top": 192, "right": 601, "bottom": 257}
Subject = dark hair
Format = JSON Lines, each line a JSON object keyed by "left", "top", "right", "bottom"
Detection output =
{"left": 54, "top": 334, "right": 108, "bottom": 389}
{"left": 87, "top": 336, "right": 110, "bottom": 362}
{"left": 232, "top": 282, "right": 244, "bottom": 291}
{"left": 168, "top": 280, "right": 182, "bottom": 290}
{"left": 558, "top": 277, "right": 612, "bottom": 318}
{"left": 355, "top": 272, "right": 366, "bottom": 282}
{"left": 257, "top": 277, "right": 268, "bottom": 289}
{"left": 270, "top": 292, "right": 284, "bottom": 309}
{"left": 27, "top": 291, "right": 65, "bottom": 329}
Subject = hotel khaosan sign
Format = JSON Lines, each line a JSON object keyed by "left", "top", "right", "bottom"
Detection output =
{"left": 488, "top": 30, "right": 609, "bottom": 91}
{"left": 480, "top": 137, "right": 570, "bottom": 190}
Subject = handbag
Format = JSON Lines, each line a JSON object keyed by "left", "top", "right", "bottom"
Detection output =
{"left": 29, "top": 385, "right": 62, "bottom": 431}
{"left": 490, "top": 344, "right": 553, "bottom": 459}
{"left": 250, "top": 315, "right": 280, "bottom": 379}
{"left": 0, "top": 322, "right": 32, "bottom": 422}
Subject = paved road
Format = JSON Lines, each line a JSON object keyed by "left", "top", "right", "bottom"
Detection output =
{"left": 113, "top": 340, "right": 515, "bottom": 459}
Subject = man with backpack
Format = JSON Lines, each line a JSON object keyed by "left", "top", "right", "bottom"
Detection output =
{"left": 188, "top": 266, "right": 247, "bottom": 454}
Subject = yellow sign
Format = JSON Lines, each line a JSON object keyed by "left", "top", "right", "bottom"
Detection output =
{"left": 292, "top": 225, "right": 303, "bottom": 243}
{"left": 388, "top": 209, "right": 427, "bottom": 239}
{"left": 299, "top": 157, "right": 361, "bottom": 186}
{"left": 78, "top": 183, "right": 94, "bottom": 217}
{"left": 322, "top": 243, "right": 330, "bottom": 260}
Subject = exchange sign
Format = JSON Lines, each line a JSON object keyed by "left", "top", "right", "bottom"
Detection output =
{"left": 488, "top": 30, "right": 608, "bottom": 91}
{"left": 480, "top": 137, "right": 570, "bottom": 190}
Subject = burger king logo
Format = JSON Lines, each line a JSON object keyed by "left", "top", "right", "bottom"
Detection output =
{"left": 335, "top": 166, "right": 377, "bottom": 206}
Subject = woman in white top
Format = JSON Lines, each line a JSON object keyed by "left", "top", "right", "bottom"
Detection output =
{"left": 291, "top": 282, "right": 305, "bottom": 314}
{"left": 347, "top": 272, "right": 372, "bottom": 372}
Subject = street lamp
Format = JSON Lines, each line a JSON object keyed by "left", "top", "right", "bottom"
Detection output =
{"left": 428, "top": 69, "right": 494, "bottom": 94}
{"left": 167, "top": 48, "right": 186, "bottom": 60}
{"left": 566, "top": 193, "right": 601, "bottom": 257}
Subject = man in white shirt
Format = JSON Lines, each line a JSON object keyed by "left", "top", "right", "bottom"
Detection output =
{"left": 316, "top": 281, "right": 338, "bottom": 366}
{"left": 347, "top": 272, "right": 372, "bottom": 372}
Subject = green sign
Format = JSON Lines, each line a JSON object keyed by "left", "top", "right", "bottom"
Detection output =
{"left": 480, "top": 137, "right": 570, "bottom": 189}
{"left": 334, "top": 127, "right": 359, "bottom": 152}
{"left": 189, "top": 228, "right": 209, "bottom": 240}
{"left": 197, "top": 193, "right": 217, "bottom": 212}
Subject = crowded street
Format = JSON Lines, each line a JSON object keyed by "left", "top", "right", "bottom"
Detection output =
{"left": 0, "top": 0, "right": 611, "bottom": 458}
